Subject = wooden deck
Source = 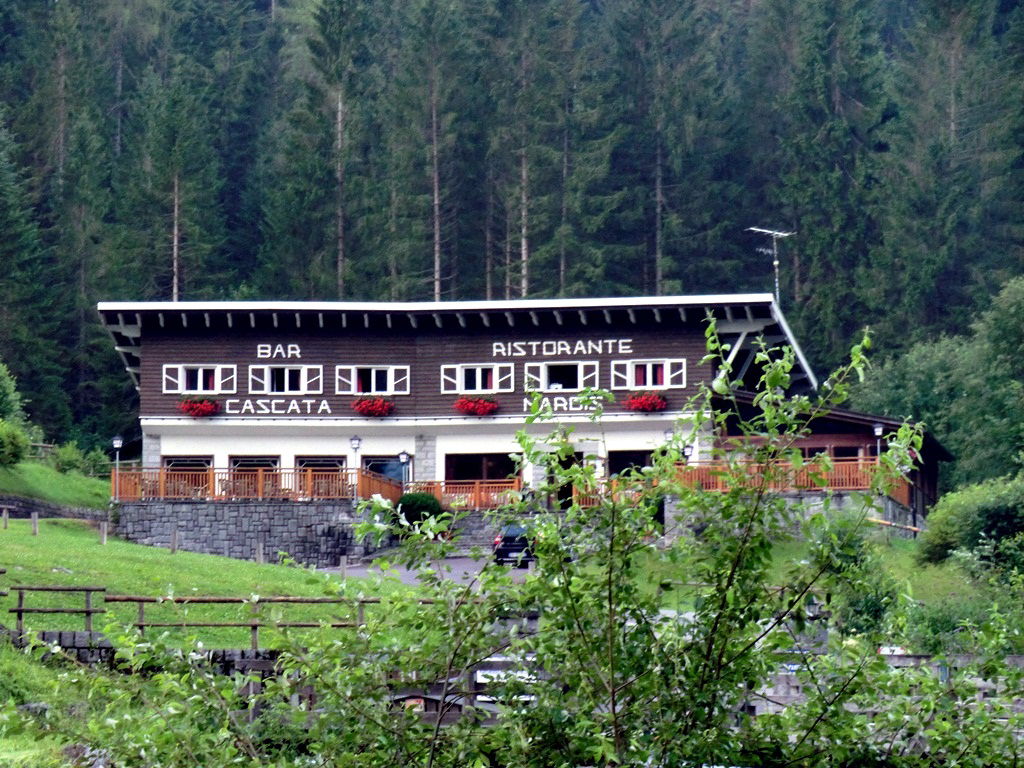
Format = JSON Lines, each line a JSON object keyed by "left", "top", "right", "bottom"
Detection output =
{"left": 113, "top": 468, "right": 403, "bottom": 504}
{"left": 405, "top": 479, "right": 522, "bottom": 509}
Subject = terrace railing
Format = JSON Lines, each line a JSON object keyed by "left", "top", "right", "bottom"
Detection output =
{"left": 113, "top": 468, "right": 403, "bottom": 504}
{"left": 405, "top": 479, "right": 522, "bottom": 510}
{"left": 574, "top": 458, "right": 912, "bottom": 508}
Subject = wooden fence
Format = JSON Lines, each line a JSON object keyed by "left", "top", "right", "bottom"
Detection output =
{"left": 405, "top": 479, "right": 522, "bottom": 509}
{"left": 113, "top": 467, "right": 403, "bottom": 504}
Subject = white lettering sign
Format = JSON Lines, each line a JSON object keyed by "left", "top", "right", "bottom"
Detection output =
{"left": 224, "top": 398, "right": 331, "bottom": 415}
{"left": 522, "top": 396, "right": 596, "bottom": 413}
{"left": 256, "top": 343, "right": 302, "bottom": 359}
{"left": 493, "top": 338, "right": 632, "bottom": 357}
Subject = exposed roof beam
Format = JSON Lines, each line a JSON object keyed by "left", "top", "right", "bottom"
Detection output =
{"left": 226, "top": 312, "right": 233, "bottom": 328}
{"left": 456, "top": 312, "right": 466, "bottom": 328}
{"left": 386, "top": 313, "right": 392, "bottom": 329}
{"left": 272, "top": 312, "right": 278, "bottom": 328}
{"left": 432, "top": 313, "right": 443, "bottom": 328}
{"left": 505, "top": 311, "right": 514, "bottom": 327}
{"left": 652, "top": 308, "right": 661, "bottom": 322}
{"left": 627, "top": 308, "right": 636, "bottom": 324}
{"left": 603, "top": 309, "right": 612, "bottom": 324}
{"left": 479, "top": 312, "right": 490, "bottom": 327}
{"left": 725, "top": 331, "right": 748, "bottom": 366}
{"left": 204, "top": 312, "right": 211, "bottom": 328}
{"left": 529, "top": 311, "right": 539, "bottom": 326}
{"left": 724, "top": 306, "right": 734, "bottom": 322}
{"left": 364, "top": 313, "right": 371, "bottom": 329}
{"left": 318, "top": 312, "right": 324, "bottom": 328}
{"left": 158, "top": 312, "right": 165, "bottom": 327}
{"left": 678, "top": 307, "right": 686, "bottom": 321}
{"left": 578, "top": 310, "right": 587, "bottom": 325}
{"left": 745, "top": 305, "right": 754, "bottom": 322}
{"left": 249, "top": 312, "right": 256, "bottom": 328}
{"left": 181, "top": 313, "right": 188, "bottom": 327}
{"left": 294, "top": 312, "right": 301, "bottom": 328}
{"left": 407, "top": 313, "right": 418, "bottom": 329}
{"left": 553, "top": 310, "right": 563, "bottom": 325}
{"left": 341, "top": 313, "right": 347, "bottom": 328}
{"left": 718, "top": 320, "right": 770, "bottom": 334}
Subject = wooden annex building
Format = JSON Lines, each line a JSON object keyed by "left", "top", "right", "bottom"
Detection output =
{"left": 98, "top": 294, "right": 944, "bottom": 536}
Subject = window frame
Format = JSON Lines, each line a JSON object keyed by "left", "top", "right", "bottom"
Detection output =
{"left": 162, "top": 364, "right": 237, "bottom": 395}
{"left": 440, "top": 363, "right": 515, "bottom": 394}
{"left": 523, "top": 361, "right": 600, "bottom": 393}
{"left": 610, "top": 358, "right": 686, "bottom": 390}
{"left": 248, "top": 364, "right": 324, "bottom": 395}
{"left": 335, "top": 365, "right": 411, "bottom": 396}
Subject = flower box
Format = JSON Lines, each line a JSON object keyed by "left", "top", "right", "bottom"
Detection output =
{"left": 622, "top": 392, "right": 668, "bottom": 413}
{"left": 351, "top": 397, "right": 396, "bottom": 417}
{"left": 177, "top": 397, "right": 220, "bottom": 418}
{"left": 453, "top": 396, "right": 499, "bottom": 416}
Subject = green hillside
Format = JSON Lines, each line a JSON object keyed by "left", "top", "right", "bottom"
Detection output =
{"left": 0, "top": 463, "right": 109, "bottom": 510}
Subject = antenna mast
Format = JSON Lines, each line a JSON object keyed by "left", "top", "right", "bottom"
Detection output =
{"left": 746, "top": 227, "right": 795, "bottom": 304}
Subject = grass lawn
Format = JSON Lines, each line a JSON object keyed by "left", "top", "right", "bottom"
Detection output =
{"left": 0, "top": 462, "right": 109, "bottom": 510}
{"left": 0, "top": 518, "right": 409, "bottom": 647}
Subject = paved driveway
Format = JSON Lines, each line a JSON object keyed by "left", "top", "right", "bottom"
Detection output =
{"left": 323, "top": 555, "right": 530, "bottom": 586}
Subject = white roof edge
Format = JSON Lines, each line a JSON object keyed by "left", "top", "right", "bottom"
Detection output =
{"left": 97, "top": 293, "right": 776, "bottom": 314}
{"left": 769, "top": 300, "right": 818, "bottom": 390}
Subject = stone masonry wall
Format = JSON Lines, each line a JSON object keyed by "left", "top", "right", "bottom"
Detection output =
{"left": 116, "top": 500, "right": 367, "bottom": 567}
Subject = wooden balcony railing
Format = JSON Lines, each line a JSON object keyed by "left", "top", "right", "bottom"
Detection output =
{"left": 113, "top": 468, "right": 403, "bottom": 504}
{"left": 574, "top": 458, "right": 912, "bottom": 508}
{"left": 405, "top": 479, "right": 523, "bottom": 510}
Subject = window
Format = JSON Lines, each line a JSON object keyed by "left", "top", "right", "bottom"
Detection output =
{"left": 440, "top": 363, "right": 514, "bottom": 394}
{"left": 524, "top": 361, "right": 599, "bottom": 392}
{"left": 610, "top": 359, "right": 686, "bottom": 390}
{"left": 249, "top": 365, "right": 323, "bottom": 395}
{"left": 335, "top": 365, "right": 410, "bottom": 395}
{"left": 296, "top": 456, "right": 347, "bottom": 469}
{"left": 162, "top": 364, "right": 237, "bottom": 395}
{"left": 162, "top": 456, "right": 213, "bottom": 470}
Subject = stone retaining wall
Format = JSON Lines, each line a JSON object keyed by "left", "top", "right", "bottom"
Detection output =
{"left": 116, "top": 501, "right": 367, "bottom": 567}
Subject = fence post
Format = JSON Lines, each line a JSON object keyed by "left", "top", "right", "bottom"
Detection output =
{"left": 357, "top": 600, "right": 365, "bottom": 627}
{"left": 340, "top": 553, "right": 347, "bottom": 579}
{"left": 31, "top": 512, "right": 38, "bottom": 536}
{"left": 15, "top": 588, "right": 24, "bottom": 642}
{"left": 255, "top": 539, "right": 265, "bottom": 564}
{"left": 84, "top": 590, "right": 93, "bottom": 633}
{"left": 99, "top": 521, "right": 108, "bottom": 545}
{"left": 137, "top": 601, "right": 146, "bottom": 637}
{"left": 2, "top": 508, "right": 7, "bottom": 529}
{"left": 250, "top": 601, "right": 260, "bottom": 651}
{"left": 170, "top": 523, "right": 178, "bottom": 554}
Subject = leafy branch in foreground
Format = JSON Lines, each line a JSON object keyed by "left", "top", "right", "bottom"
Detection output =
{"left": 21, "top": 330, "right": 1024, "bottom": 766}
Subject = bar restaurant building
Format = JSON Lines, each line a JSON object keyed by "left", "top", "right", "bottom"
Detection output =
{"left": 98, "top": 295, "right": 944, "bottom": 524}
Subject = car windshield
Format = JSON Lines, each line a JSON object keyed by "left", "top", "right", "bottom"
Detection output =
{"left": 502, "top": 524, "right": 527, "bottom": 537}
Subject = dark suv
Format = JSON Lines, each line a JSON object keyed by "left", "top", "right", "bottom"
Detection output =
{"left": 492, "top": 524, "right": 534, "bottom": 566}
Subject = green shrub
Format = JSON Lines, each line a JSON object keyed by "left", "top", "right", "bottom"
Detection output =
{"left": 51, "top": 441, "right": 86, "bottom": 474}
{"left": 0, "top": 420, "right": 29, "bottom": 467}
{"left": 395, "top": 492, "right": 443, "bottom": 527}
{"left": 918, "top": 476, "right": 1024, "bottom": 564}
{"left": 82, "top": 447, "right": 110, "bottom": 477}
{"left": 904, "top": 597, "right": 993, "bottom": 654}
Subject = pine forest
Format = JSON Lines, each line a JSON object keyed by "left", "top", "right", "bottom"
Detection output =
{"left": 0, "top": 0, "right": 1022, "bottom": 487}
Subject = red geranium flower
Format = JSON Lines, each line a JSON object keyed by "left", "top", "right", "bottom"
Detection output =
{"left": 622, "top": 392, "right": 668, "bottom": 413}
{"left": 177, "top": 397, "right": 220, "bottom": 418}
{"left": 453, "top": 396, "right": 499, "bottom": 416}
{"left": 352, "top": 397, "right": 396, "bottom": 417}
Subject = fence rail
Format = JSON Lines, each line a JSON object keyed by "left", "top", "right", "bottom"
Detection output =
{"left": 405, "top": 479, "right": 522, "bottom": 509}
{"left": 113, "top": 467, "right": 403, "bottom": 504}
{"left": 8, "top": 585, "right": 107, "bottom": 636}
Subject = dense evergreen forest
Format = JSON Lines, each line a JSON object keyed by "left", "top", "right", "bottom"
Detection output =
{"left": 0, "top": 0, "right": 1022, "bottom": 480}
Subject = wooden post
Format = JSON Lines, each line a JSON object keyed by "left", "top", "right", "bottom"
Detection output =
{"left": 15, "top": 588, "right": 24, "bottom": 640}
{"left": 31, "top": 512, "right": 38, "bottom": 536}
{"left": 99, "top": 521, "right": 108, "bottom": 545}
{"left": 257, "top": 468, "right": 264, "bottom": 499}
{"left": 357, "top": 600, "right": 365, "bottom": 627}
{"left": 2, "top": 508, "right": 7, "bottom": 529}
{"left": 170, "top": 524, "right": 178, "bottom": 554}
{"left": 137, "top": 601, "right": 145, "bottom": 637}
{"left": 250, "top": 602, "right": 260, "bottom": 650}
{"left": 84, "top": 590, "right": 93, "bottom": 633}
{"left": 340, "top": 553, "right": 347, "bottom": 580}
{"left": 255, "top": 539, "right": 265, "bottom": 564}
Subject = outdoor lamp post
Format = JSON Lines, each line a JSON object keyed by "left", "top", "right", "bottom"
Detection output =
{"left": 111, "top": 435, "right": 123, "bottom": 502}
{"left": 873, "top": 423, "right": 884, "bottom": 461}
{"left": 682, "top": 444, "right": 694, "bottom": 463}
{"left": 398, "top": 450, "right": 410, "bottom": 487}
{"left": 350, "top": 436, "right": 362, "bottom": 502}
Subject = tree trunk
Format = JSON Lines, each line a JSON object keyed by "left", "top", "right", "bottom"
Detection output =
{"left": 54, "top": 45, "right": 68, "bottom": 191}
{"left": 485, "top": 174, "right": 494, "bottom": 300}
{"left": 114, "top": 23, "right": 124, "bottom": 157}
{"left": 172, "top": 173, "right": 181, "bottom": 301}
{"left": 335, "top": 89, "right": 347, "bottom": 299}
{"left": 559, "top": 113, "right": 570, "bottom": 295}
{"left": 389, "top": 186, "right": 400, "bottom": 300}
{"left": 430, "top": 66, "right": 442, "bottom": 301}
{"left": 504, "top": 211, "right": 512, "bottom": 300}
{"left": 654, "top": 135, "right": 664, "bottom": 295}
{"left": 520, "top": 150, "right": 529, "bottom": 297}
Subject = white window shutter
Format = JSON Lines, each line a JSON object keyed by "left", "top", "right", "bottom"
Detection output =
{"left": 524, "top": 363, "right": 543, "bottom": 390}
{"left": 162, "top": 365, "right": 182, "bottom": 394}
{"left": 218, "top": 366, "right": 237, "bottom": 394}
{"left": 667, "top": 359, "right": 686, "bottom": 388}
{"left": 249, "top": 366, "right": 269, "bottom": 394}
{"left": 392, "top": 366, "right": 410, "bottom": 394}
{"left": 610, "top": 362, "right": 629, "bottom": 390}
{"left": 335, "top": 366, "right": 354, "bottom": 394}
{"left": 496, "top": 364, "right": 514, "bottom": 392}
{"left": 581, "top": 362, "right": 599, "bottom": 388}
{"left": 305, "top": 366, "right": 323, "bottom": 394}
{"left": 440, "top": 365, "right": 459, "bottom": 393}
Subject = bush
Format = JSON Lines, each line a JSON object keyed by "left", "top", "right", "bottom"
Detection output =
{"left": 395, "top": 492, "right": 443, "bottom": 527}
{"left": 918, "top": 476, "right": 1024, "bottom": 564}
{"left": 51, "top": 441, "right": 86, "bottom": 474}
{"left": 0, "top": 420, "right": 29, "bottom": 467}
{"left": 82, "top": 447, "right": 110, "bottom": 477}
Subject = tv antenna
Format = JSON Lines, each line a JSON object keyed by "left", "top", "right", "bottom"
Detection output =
{"left": 746, "top": 227, "right": 795, "bottom": 304}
